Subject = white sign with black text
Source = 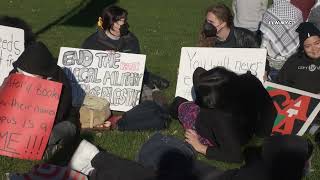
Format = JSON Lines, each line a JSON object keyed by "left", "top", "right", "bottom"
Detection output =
{"left": 175, "top": 47, "right": 267, "bottom": 100}
{"left": 57, "top": 47, "right": 146, "bottom": 112}
{"left": 0, "top": 25, "right": 24, "bottom": 85}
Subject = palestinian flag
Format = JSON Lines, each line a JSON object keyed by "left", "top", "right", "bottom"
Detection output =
{"left": 264, "top": 82, "right": 320, "bottom": 136}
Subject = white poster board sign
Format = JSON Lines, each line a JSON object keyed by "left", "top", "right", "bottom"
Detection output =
{"left": 57, "top": 47, "right": 146, "bottom": 112}
{"left": 175, "top": 47, "right": 267, "bottom": 100}
{"left": 0, "top": 25, "right": 24, "bottom": 85}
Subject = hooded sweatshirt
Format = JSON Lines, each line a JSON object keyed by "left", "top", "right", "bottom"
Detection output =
{"left": 278, "top": 52, "right": 320, "bottom": 94}
{"left": 11, "top": 41, "right": 80, "bottom": 126}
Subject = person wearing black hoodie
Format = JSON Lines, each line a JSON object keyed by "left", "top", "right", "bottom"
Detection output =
{"left": 278, "top": 22, "right": 320, "bottom": 94}
{"left": 10, "top": 41, "right": 80, "bottom": 160}
{"left": 170, "top": 67, "right": 276, "bottom": 163}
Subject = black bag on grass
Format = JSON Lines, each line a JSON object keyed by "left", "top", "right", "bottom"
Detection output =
{"left": 117, "top": 101, "right": 169, "bottom": 131}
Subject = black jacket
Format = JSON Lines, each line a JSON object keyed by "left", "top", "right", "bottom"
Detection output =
{"left": 278, "top": 52, "right": 320, "bottom": 94}
{"left": 233, "top": 27, "right": 260, "bottom": 48}
{"left": 215, "top": 27, "right": 259, "bottom": 48}
{"left": 82, "top": 28, "right": 140, "bottom": 54}
{"left": 11, "top": 41, "right": 80, "bottom": 127}
{"left": 171, "top": 72, "right": 276, "bottom": 163}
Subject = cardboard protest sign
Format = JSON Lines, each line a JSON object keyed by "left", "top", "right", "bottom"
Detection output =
{"left": 0, "top": 74, "right": 62, "bottom": 160}
{"left": 265, "top": 82, "right": 320, "bottom": 136}
{"left": 175, "top": 47, "right": 267, "bottom": 100}
{"left": 0, "top": 25, "right": 24, "bottom": 85}
{"left": 57, "top": 47, "right": 146, "bottom": 112}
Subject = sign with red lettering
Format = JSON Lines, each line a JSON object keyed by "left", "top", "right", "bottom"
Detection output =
{"left": 0, "top": 74, "right": 62, "bottom": 160}
{"left": 265, "top": 82, "right": 320, "bottom": 136}
{"left": 57, "top": 47, "right": 146, "bottom": 112}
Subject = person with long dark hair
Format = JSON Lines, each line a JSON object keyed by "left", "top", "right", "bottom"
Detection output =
{"left": 82, "top": 6, "right": 139, "bottom": 53}
{"left": 82, "top": 5, "right": 169, "bottom": 116}
{"left": 170, "top": 67, "right": 276, "bottom": 163}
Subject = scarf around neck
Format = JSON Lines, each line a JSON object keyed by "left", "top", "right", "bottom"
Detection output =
{"left": 260, "top": 0, "right": 303, "bottom": 57}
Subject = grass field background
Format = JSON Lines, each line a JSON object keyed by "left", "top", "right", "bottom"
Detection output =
{"left": 0, "top": 0, "right": 319, "bottom": 179}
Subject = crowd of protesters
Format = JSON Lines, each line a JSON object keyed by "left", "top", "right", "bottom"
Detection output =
{"left": 1, "top": 0, "right": 320, "bottom": 180}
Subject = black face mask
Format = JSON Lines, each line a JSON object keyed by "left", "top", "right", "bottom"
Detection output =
{"left": 120, "top": 23, "right": 130, "bottom": 36}
{"left": 203, "top": 22, "right": 217, "bottom": 37}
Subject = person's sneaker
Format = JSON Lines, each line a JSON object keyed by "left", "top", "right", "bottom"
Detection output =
{"left": 69, "top": 140, "right": 99, "bottom": 175}
{"left": 42, "top": 144, "right": 63, "bottom": 161}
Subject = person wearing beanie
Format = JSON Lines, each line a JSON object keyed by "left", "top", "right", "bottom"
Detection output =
{"left": 9, "top": 41, "right": 80, "bottom": 160}
{"left": 278, "top": 22, "right": 320, "bottom": 94}
{"left": 259, "top": 0, "right": 303, "bottom": 81}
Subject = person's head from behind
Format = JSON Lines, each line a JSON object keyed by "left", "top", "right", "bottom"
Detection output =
{"left": 13, "top": 41, "right": 57, "bottom": 79}
{"left": 157, "top": 150, "right": 196, "bottom": 180}
{"left": 193, "top": 67, "right": 238, "bottom": 109}
{"left": 297, "top": 22, "right": 320, "bottom": 60}
{"left": 199, "top": 4, "right": 233, "bottom": 46}
{"left": 262, "top": 135, "right": 314, "bottom": 180}
{"left": 98, "top": 5, "right": 129, "bottom": 37}
{"left": 0, "top": 16, "right": 35, "bottom": 47}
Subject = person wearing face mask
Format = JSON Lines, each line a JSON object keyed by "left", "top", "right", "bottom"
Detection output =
{"left": 82, "top": 5, "right": 170, "bottom": 130}
{"left": 278, "top": 22, "right": 320, "bottom": 94}
{"left": 198, "top": 4, "right": 259, "bottom": 48}
{"left": 82, "top": 5, "right": 139, "bottom": 53}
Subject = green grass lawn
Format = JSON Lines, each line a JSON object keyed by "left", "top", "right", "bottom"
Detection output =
{"left": 0, "top": 0, "right": 319, "bottom": 179}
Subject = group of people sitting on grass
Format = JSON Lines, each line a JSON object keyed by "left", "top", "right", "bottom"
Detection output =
{"left": 1, "top": 1, "right": 320, "bottom": 180}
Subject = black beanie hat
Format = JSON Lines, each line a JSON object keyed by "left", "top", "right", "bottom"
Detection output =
{"left": 13, "top": 41, "right": 58, "bottom": 77}
{"left": 296, "top": 22, "right": 320, "bottom": 50}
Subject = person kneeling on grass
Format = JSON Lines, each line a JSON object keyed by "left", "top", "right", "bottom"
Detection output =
{"left": 170, "top": 67, "right": 277, "bottom": 163}
{"left": 9, "top": 41, "right": 80, "bottom": 160}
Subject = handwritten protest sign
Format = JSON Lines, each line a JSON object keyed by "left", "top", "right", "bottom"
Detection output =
{"left": 175, "top": 47, "right": 267, "bottom": 100}
{"left": 0, "top": 25, "right": 24, "bottom": 85}
{"left": 0, "top": 74, "right": 62, "bottom": 160}
{"left": 57, "top": 47, "right": 146, "bottom": 112}
{"left": 265, "top": 82, "right": 320, "bottom": 136}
